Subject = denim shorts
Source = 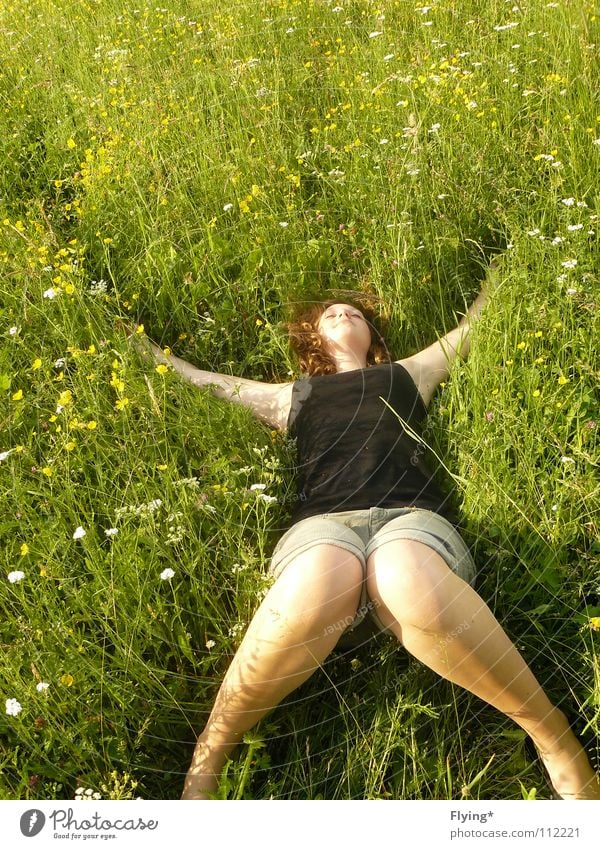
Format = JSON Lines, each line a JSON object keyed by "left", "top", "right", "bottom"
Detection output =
{"left": 269, "top": 506, "right": 477, "bottom": 646}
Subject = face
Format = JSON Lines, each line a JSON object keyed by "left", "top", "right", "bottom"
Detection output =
{"left": 317, "top": 303, "right": 372, "bottom": 355}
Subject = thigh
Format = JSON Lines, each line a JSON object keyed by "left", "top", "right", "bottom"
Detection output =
{"left": 365, "top": 508, "right": 476, "bottom": 586}
{"left": 270, "top": 515, "right": 366, "bottom": 579}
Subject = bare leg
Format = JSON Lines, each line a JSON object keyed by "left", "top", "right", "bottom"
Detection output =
{"left": 181, "top": 545, "right": 363, "bottom": 799}
{"left": 366, "top": 539, "right": 600, "bottom": 799}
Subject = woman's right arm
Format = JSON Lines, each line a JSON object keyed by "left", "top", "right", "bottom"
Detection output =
{"left": 128, "top": 329, "right": 293, "bottom": 430}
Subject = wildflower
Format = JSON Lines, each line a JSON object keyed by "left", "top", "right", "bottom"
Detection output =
{"left": 7, "top": 571, "right": 25, "bottom": 583}
{"left": 223, "top": 203, "right": 233, "bottom": 211}
{"left": 484, "top": 411, "right": 494, "bottom": 422}
{"left": 9, "top": 326, "right": 18, "bottom": 335}
{"left": 5, "top": 698, "right": 22, "bottom": 716}
{"left": 566, "top": 288, "right": 577, "bottom": 295}
{"left": 59, "top": 674, "right": 74, "bottom": 686}
{"left": 12, "top": 389, "right": 23, "bottom": 401}
{"left": 0, "top": 449, "right": 14, "bottom": 462}
{"left": 560, "top": 456, "right": 574, "bottom": 464}
{"left": 104, "top": 527, "right": 118, "bottom": 537}
{"left": 560, "top": 198, "right": 575, "bottom": 206}
{"left": 566, "top": 224, "right": 583, "bottom": 231}
{"left": 557, "top": 375, "right": 569, "bottom": 385}
{"left": 590, "top": 617, "right": 600, "bottom": 630}
{"left": 205, "top": 640, "right": 216, "bottom": 649}
{"left": 36, "top": 682, "right": 50, "bottom": 692}
{"left": 73, "top": 526, "right": 86, "bottom": 539}
{"left": 57, "top": 390, "right": 73, "bottom": 406}
{"left": 249, "top": 483, "right": 267, "bottom": 491}
{"left": 369, "top": 31, "right": 383, "bottom": 38}
{"left": 258, "top": 494, "right": 278, "bottom": 504}
{"left": 561, "top": 259, "right": 577, "bottom": 269}
{"left": 160, "top": 568, "right": 175, "bottom": 580}
{"left": 494, "top": 22, "right": 519, "bottom": 31}
{"left": 155, "top": 364, "right": 169, "bottom": 375}
{"left": 20, "top": 543, "right": 29, "bottom": 556}
{"left": 43, "top": 288, "right": 58, "bottom": 299}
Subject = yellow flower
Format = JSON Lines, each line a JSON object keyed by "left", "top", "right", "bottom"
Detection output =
{"left": 12, "top": 389, "right": 23, "bottom": 401}
{"left": 157, "top": 464, "right": 168, "bottom": 471}
{"left": 87, "top": 421, "right": 97, "bottom": 430}
{"left": 115, "top": 398, "right": 130, "bottom": 410}
{"left": 57, "top": 389, "right": 73, "bottom": 406}
{"left": 135, "top": 324, "right": 144, "bottom": 334}
{"left": 163, "top": 347, "right": 171, "bottom": 356}
{"left": 64, "top": 283, "right": 75, "bottom": 295}
{"left": 557, "top": 376, "right": 569, "bottom": 385}
{"left": 155, "top": 364, "right": 168, "bottom": 375}
{"left": 20, "top": 543, "right": 29, "bottom": 556}
{"left": 66, "top": 441, "right": 76, "bottom": 451}
{"left": 87, "top": 344, "right": 96, "bottom": 354}
{"left": 42, "top": 467, "right": 53, "bottom": 476}
{"left": 32, "top": 358, "right": 42, "bottom": 370}
{"left": 517, "top": 341, "right": 526, "bottom": 350}
{"left": 67, "top": 138, "right": 76, "bottom": 149}
{"left": 59, "top": 673, "right": 74, "bottom": 687}
{"left": 590, "top": 617, "right": 600, "bottom": 630}
{"left": 532, "top": 390, "right": 540, "bottom": 397}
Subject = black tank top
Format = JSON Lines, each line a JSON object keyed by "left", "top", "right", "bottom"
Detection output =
{"left": 286, "top": 362, "right": 461, "bottom": 528}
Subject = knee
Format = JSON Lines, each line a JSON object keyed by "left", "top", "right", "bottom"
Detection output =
{"left": 276, "top": 545, "right": 364, "bottom": 620}
{"left": 368, "top": 541, "right": 460, "bottom": 630}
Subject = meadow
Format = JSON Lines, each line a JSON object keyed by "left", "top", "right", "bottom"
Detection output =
{"left": 0, "top": 0, "right": 598, "bottom": 800}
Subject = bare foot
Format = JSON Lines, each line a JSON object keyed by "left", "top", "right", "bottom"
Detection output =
{"left": 534, "top": 733, "right": 600, "bottom": 800}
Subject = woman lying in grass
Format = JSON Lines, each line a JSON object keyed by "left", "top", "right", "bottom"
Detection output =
{"left": 124, "top": 275, "right": 600, "bottom": 801}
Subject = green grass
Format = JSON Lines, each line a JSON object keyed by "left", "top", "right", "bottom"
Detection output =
{"left": 0, "top": 0, "right": 598, "bottom": 800}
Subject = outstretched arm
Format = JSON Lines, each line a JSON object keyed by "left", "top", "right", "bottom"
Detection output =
{"left": 121, "top": 325, "right": 292, "bottom": 430}
{"left": 397, "top": 259, "right": 501, "bottom": 408}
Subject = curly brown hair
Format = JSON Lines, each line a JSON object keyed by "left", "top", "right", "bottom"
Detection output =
{"left": 286, "top": 298, "right": 392, "bottom": 377}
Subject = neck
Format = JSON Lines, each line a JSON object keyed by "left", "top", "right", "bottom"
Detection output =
{"left": 332, "top": 353, "right": 368, "bottom": 372}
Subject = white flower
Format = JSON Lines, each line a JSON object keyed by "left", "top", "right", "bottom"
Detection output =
{"left": 527, "top": 228, "right": 541, "bottom": 236}
{"left": 54, "top": 358, "right": 66, "bottom": 368}
{"left": 0, "top": 449, "right": 14, "bottom": 462}
{"left": 593, "top": 138, "right": 600, "bottom": 146}
{"left": 368, "top": 31, "right": 383, "bottom": 38}
{"left": 551, "top": 236, "right": 564, "bottom": 245}
{"left": 7, "top": 571, "right": 25, "bottom": 583}
{"left": 5, "top": 698, "right": 22, "bottom": 716}
{"left": 279, "top": 221, "right": 289, "bottom": 227}
{"left": 205, "top": 639, "right": 216, "bottom": 649}
{"left": 223, "top": 203, "right": 233, "bottom": 211}
{"left": 561, "top": 259, "right": 577, "bottom": 269}
{"left": 249, "top": 483, "right": 267, "bottom": 491}
{"left": 104, "top": 527, "right": 118, "bottom": 536}
{"left": 9, "top": 326, "right": 18, "bottom": 335}
{"left": 73, "top": 526, "right": 86, "bottom": 539}
{"left": 566, "top": 288, "right": 577, "bottom": 295}
{"left": 567, "top": 223, "right": 583, "bottom": 231}
{"left": 561, "top": 456, "right": 575, "bottom": 464}
{"left": 36, "top": 682, "right": 50, "bottom": 692}
{"left": 43, "top": 288, "right": 58, "bottom": 299}
{"left": 561, "top": 197, "right": 575, "bottom": 206}
{"left": 494, "top": 22, "right": 519, "bottom": 31}
{"left": 258, "top": 494, "right": 278, "bottom": 504}
{"left": 160, "top": 568, "right": 175, "bottom": 580}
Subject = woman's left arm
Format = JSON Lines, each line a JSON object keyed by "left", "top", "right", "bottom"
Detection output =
{"left": 398, "top": 259, "right": 501, "bottom": 407}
